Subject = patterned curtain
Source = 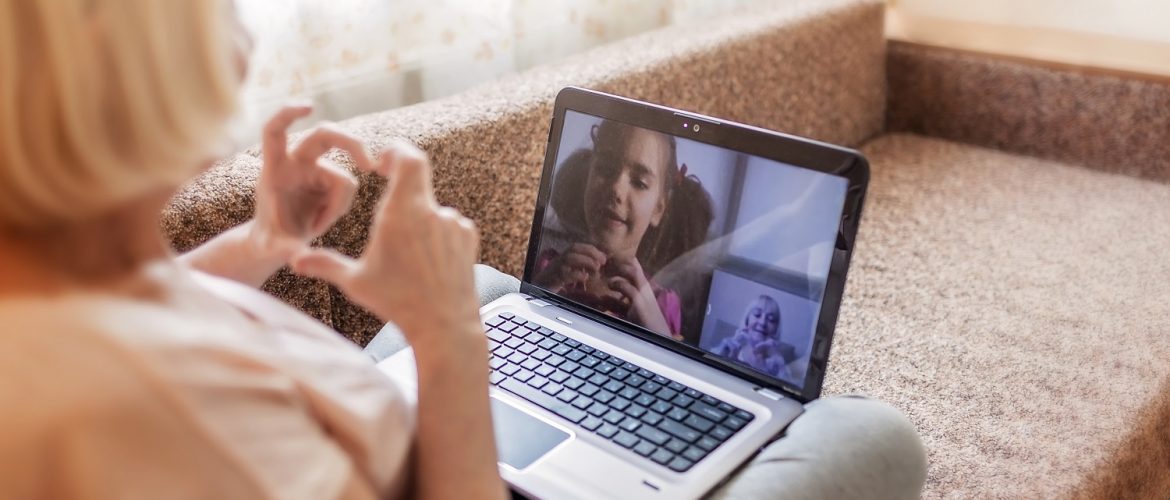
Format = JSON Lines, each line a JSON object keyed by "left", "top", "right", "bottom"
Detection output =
{"left": 233, "top": 0, "right": 763, "bottom": 135}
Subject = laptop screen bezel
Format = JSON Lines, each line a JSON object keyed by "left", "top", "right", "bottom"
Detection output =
{"left": 521, "top": 87, "right": 869, "bottom": 403}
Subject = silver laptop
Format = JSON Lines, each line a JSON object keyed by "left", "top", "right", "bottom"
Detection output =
{"left": 379, "top": 87, "right": 869, "bottom": 499}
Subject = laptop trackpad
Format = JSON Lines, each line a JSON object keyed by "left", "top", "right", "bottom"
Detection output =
{"left": 491, "top": 396, "right": 570, "bottom": 470}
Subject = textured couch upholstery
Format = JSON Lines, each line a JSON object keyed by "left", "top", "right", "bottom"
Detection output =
{"left": 164, "top": 0, "right": 1170, "bottom": 497}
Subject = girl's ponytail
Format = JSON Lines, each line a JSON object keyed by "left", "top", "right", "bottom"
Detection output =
{"left": 639, "top": 165, "right": 714, "bottom": 274}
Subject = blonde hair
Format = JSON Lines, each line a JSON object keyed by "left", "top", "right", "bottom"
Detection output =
{"left": 0, "top": 0, "right": 242, "bottom": 228}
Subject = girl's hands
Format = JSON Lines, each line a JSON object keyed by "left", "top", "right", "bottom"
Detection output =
{"left": 291, "top": 142, "right": 483, "bottom": 349}
{"left": 532, "top": 243, "right": 607, "bottom": 292}
{"left": 605, "top": 256, "right": 674, "bottom": 339}
{"left": 251, "top": 105, "right": 375, "bottom": 261}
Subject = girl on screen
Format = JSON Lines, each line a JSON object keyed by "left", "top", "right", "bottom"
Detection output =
{"left": 712, "top": 295, "right": 800, "bottom": 381}
{"left": 533, "top": 119, "right": 713, "bottom": 340}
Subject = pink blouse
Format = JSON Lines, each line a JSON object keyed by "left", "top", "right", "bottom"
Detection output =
{"left": 0, "top": 264, "right": 414, "bottom": 499}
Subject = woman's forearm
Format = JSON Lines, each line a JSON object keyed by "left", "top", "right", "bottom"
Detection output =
{"left": 410, "top": 326, "right": 506, "bottom": 500}
{"left": 177, "top": 220, "right": 289, "bottom": 288}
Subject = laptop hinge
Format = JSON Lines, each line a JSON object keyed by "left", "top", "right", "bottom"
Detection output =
{"left": 755, "top": 387, "right": 785, "bottom": 401}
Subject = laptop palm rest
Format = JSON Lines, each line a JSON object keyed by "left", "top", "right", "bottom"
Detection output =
{"left": 491, "top": 397, "right": 570, "bottom": 470}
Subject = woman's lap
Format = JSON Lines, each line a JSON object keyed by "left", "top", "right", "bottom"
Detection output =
{"left": 365, "top": 266, "right": 926, "bottom": 498}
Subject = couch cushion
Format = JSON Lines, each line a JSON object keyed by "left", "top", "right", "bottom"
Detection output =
{"left": 838, "top": 133, "right": 1170, "bottom": 497}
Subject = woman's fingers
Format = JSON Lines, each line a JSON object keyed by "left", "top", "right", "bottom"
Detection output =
{"left": 291, "top": 125, "right": 376, "bottom": 173}
{"left": 309, "top": 162, "right": 360, "bottom": 234}
{"left": 291, "top": 248, "right": 360, "bottom": 285}
{"left": 382, "top": 141, "right": 436, "bottom": 209}
{"left": 262, "top": 104, "right": 313, "bottom": 164}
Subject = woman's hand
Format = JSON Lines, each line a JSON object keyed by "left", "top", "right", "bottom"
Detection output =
{"left": 250, "top": 105, "right": 375, "bottom": 262}
{"left": 532, "top": 243, "right": 607, "bottom": 293}
{"left": 290, "top": 141, "right": 481, "bottom": 348}
{"left": 605, "top": 256, "right": 675, "bottom": 338}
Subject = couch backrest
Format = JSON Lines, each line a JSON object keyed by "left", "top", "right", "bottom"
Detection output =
{"left": 165, "top": 0, "right": 887, "bottom": 343}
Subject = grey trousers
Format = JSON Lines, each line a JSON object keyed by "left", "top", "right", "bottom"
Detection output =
{"left": 365, "top": 265, "right": 927, "bottom": 499}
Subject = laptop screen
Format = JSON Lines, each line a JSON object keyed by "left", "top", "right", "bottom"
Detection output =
{"left": 530, "top": 109, "right": 849, "bottom": 393}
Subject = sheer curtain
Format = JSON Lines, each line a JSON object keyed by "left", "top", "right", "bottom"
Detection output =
{"left": 233, "top": 0, "right": 762, "bottom": 132}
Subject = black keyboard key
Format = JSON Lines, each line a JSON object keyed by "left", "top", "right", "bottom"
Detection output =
{"left": 594, "top": 391, "right": 615, "bottom": 404}
{"left": 498, "top": 378, "right": 586, "bottom": 424}
{"left": 603, "top": 410, "right": 626, "bottom": 424}
{"left": 701, "top": 395, "right": 718, "bottom": 406}
{"left": 531, "top": 348, "right": 551, "bottom": 361}
{"left": 668, "top": 457, "right": 694, "bottom": 472}
{"left": 613, "top": 431, "right": 639, "bottom": 449}
{"left": 580, "top": 356, "right": 601, "bottom": 368}
{"left": 587, "top": 373, "right": 609, "bottom": 386}
{"left": 489, "top": 372, "right": 506, "bottom": 385}
{"left": 618, "top": 362, "right": 636, "bottom": 373}
{"left": 717, "top": 402, "right": 735, "bottom": 413}
{"left": 682, "top": 446, "right": 706, "bottom": 462}
{"left": 710, "top": 426, "right": 733, "bottom": 442}
{"left": 520, "top": 358, "right": 541, "bottom": 371}
{"left": 641, "top": 382, "right": 662, "bottom": 394}
{"left": 499, "top": 363, "right": 520, "bottom": 376}
{"left": 551, "top": 344, "right": 572, "bottom": 356}
{"left": 523, "top": 331, "right": 543, "bottom": 343}
{"left": 557, "top": 391, "right": 577, "bottom": 403}
{"left": 597, "top": 424, "right": 619, "bottom": 438}
{"left": 527, "top": 376, "right": 548, "bottom": 390}
{"left": 608, "top": 398, "right": 631, "bottom": 411}
{"left": 634, "top": 393, "right": 657, "bottom": 407}
{"left": 572, "top": 397, "right": 593, "bottom": 410}
{"left": 581, "top": 417, "right": 603, "bottom": 431}
{"left": 652, "top": 375, "right": 669, "bottom": 385}
{"left": 560, "top": 361, "right": 581, "bottom": 374}
{"left": 549, "top": 370, "right": 571, "bottom": 383}
{"left": 617, "top": 387, "right": 640, "bottom": 400}
{"left": 578, "top": 384, "right": 600, "bottom": 397}
{"left": 723, "top": 416, "right": 748, "bottom": 431}
{"left": 666, "top": 407, "right": 689, "bottom": 422}
{"left": 604, "top": 381, "right": 627, "bottom": 394}
{"left": 593, "top": 351, "right": 609, "bottom": 360}
{"left": 695, "top": 436, "right": 720, "bottom": 451}
{"left": 566, "top": 350, "right": 586, "bottom": 362}
{"left": 486, "top": 316, "right": 506, "bottom": 328}
{"left": 537, "top": 327, "right": 554, "bottom": 336}
{"left": 550, "top": 333, "right": 567, "bottom": 342}
{"left": 587, "top": 402, "right": 610, "bottom": 417}
{"left": 494, "top": 347, "right": 514, "bottom": 359}
{"left": 624, "top": 405, "right": 647, "bottom": 419}
{"left": 640, "top": 412, "right": 664, "bottom": 426}
{"left": 658, "top": 419, "right": 701, "bottom": 443}
{"left": 579, "top": 345, "right": 595, "bottom": 354}
{"left": 572, "top": 366, "right": 594, "bottom": 379}
{"left": 610, "top": 368, "right": 631, "bottom": 381}
{"left": 637, "top": 369, "right": 655, "bottom": 379}
{"left": 649, "top": 401, "right": 672, "bottom": 415}
{"left": 488, "top": 329, "right": 510, "bottom": 343}
{"left": 625, "top": 375, "right": 646, "bottom": 388}
{"left": 655, "top": 387, "right": 678, "bottom": 401}
{"left": 534, "top": 365, "right": 555, "bottom": 377}
{"left": 683, "top": 415, "right": 714, "bottom": 433}
{"left": 651, "top": 448, "right": 675, "bottom": 465}
{"left": 668, "top": 381, "right": 686, "bottom": 392}
{"left": 690, "top": 402, "right": 728, "bottom": 422}
{"left": 499, "top": 312, "right": 515, "bottom": 320}
{"left": 499, "top": 322, "right": 520, "bottom": 333}
{"left": 595, "top": 362, "right": 616, "bottom": 374}
{"left": 664, "top": 439, "right": 687, "bottom": 453}
{"left": 734, "top": 410, "right": 754, "bottom": 421}
{"left": 545, "top": 355, "right": 566, "bottom": 367}
{"left": 541, "top": 383, "right": 563, "bottom": 396}
{"left": 635, "top": 425, "right": 671, "bottom": 446}
{"left": 506, "top": 352, "right": 527, "bottom": 364}
{"left": 672, "top": 395, "right": 695, "bottom": 408}
{"left": 619, "top": 417, "right": 641, "bottom": 433}
{"left": 538, "top": 339, "right": 558, "bottom": 350}
{"left": 633, "top": 441, "right": 657, "bottom": 457}
{"left": 489, "top": 358, "right": 506, "bottom": 370}
{"left": 563, "top": 377, "right": 585, "bottom": 390}
{"left": 684, "top": 388, "right": 701, "bottom": 398}
{"left": 564, "top": 338, "right": 581, "bottom": 348}
{"left": 523, "top": 321, "right": 540, "bottom": 330}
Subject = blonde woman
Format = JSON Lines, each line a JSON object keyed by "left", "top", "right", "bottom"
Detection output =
{"left": 0, "top": 1, "right": 501, "bottom": 499}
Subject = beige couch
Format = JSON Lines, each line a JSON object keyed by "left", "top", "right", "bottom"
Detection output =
{"left": 164, "top": 0, "right": 1170, "bottom": 496}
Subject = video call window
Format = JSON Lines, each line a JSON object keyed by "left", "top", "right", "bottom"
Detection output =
{"left": 533, "top": 110, "right": 847, "bottom": 390}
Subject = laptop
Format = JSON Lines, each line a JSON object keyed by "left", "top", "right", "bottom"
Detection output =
{"left": 378, "top": 87, "right": 869, "bottom": 499}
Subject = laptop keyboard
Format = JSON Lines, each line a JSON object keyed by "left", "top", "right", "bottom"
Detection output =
{"left": 484, "top": 312, "right": 755, "bottom": 473}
